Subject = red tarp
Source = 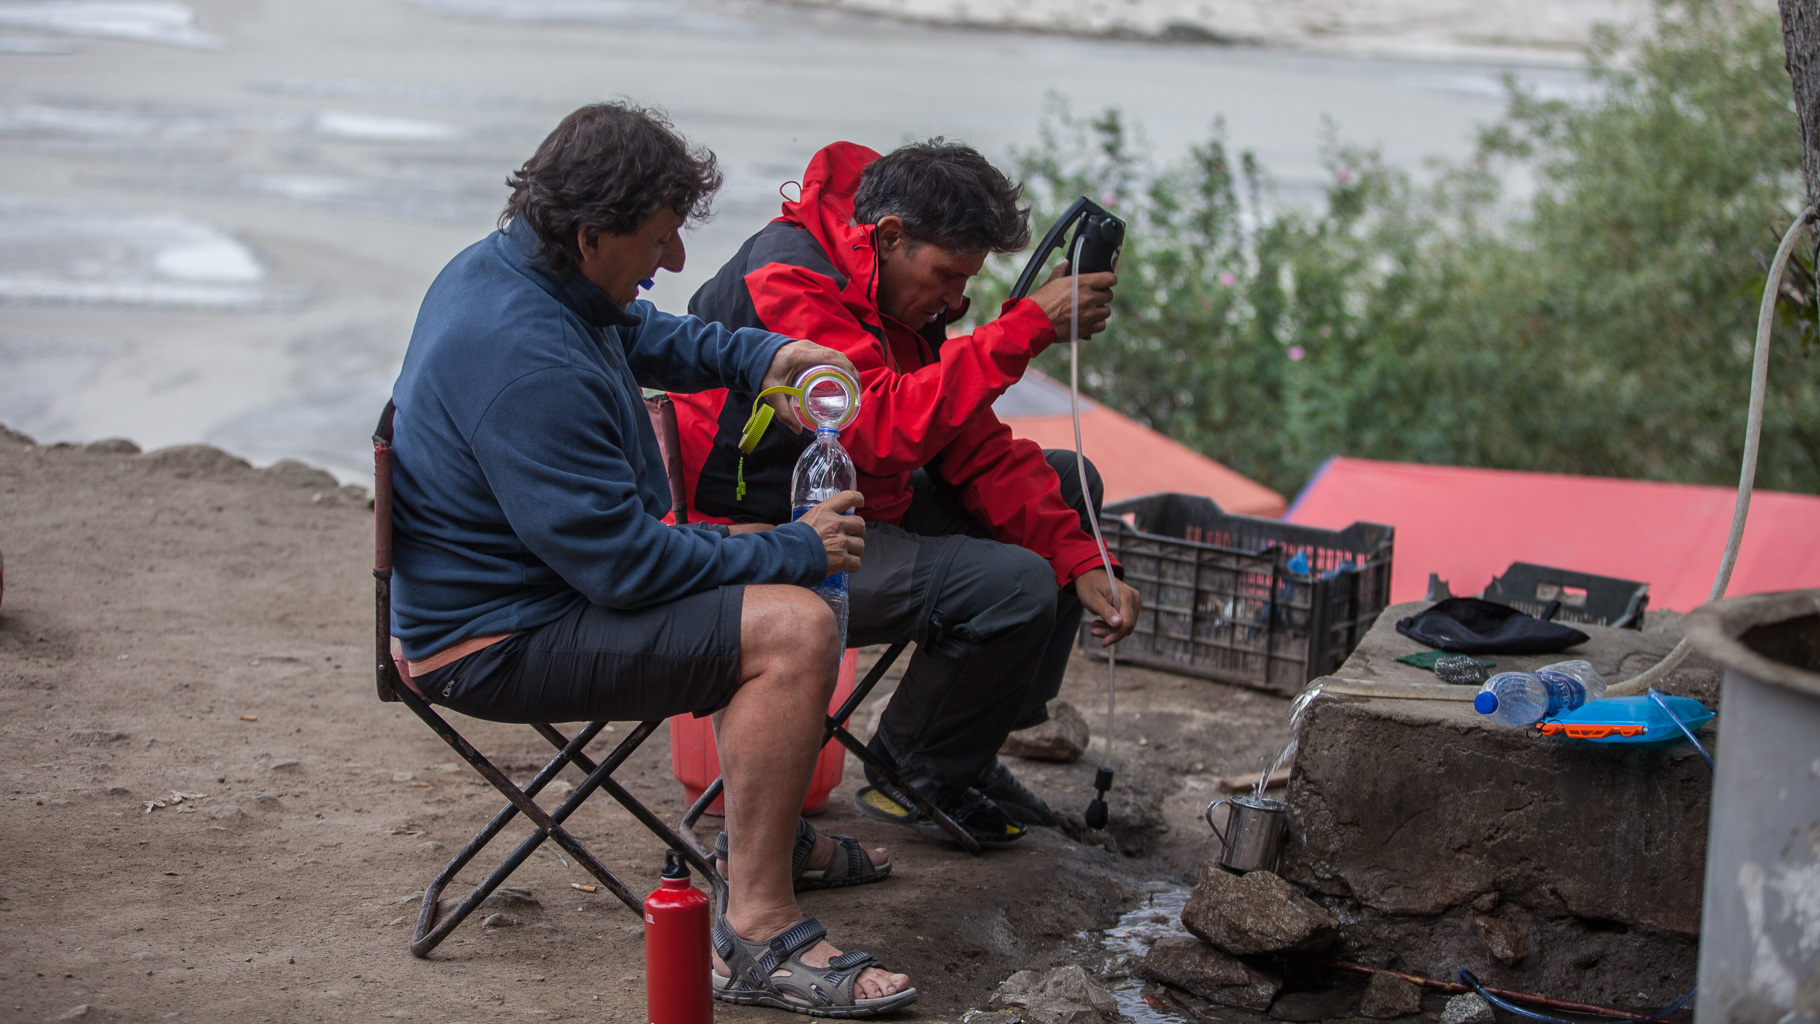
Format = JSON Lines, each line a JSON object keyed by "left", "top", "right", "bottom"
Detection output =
{"left": 1285, "top": 456, "right": 1820, "bottom": 611}
{"left": 995, "top": 372, "right": 1286, "bottom": 518}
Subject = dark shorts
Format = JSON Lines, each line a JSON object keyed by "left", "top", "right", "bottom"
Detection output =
{"left": 415, "top": 585, "right": 746, "bottom": 724}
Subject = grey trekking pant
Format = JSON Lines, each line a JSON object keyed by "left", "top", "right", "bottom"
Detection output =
{"left": 847, "top": 449, "right": 1103, "bottom": 790}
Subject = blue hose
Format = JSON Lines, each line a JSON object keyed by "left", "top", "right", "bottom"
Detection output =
{"left": 1459, "top": 970, "right": 1694, "bottom": 1024}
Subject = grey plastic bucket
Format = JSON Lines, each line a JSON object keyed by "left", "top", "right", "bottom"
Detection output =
{"left": 1684, "top": 589, "right": 1820, "bottom": 1024}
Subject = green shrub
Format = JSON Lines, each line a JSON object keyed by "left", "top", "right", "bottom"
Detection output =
{"left": 972, "top": 0, "right": 1818, "bottom": 498}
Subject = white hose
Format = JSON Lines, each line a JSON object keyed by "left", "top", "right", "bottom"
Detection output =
{"left": 1067, "top": 236, "right": 1121, "bottom": 766}
{"left": 1604, "top": 206, "right": 1813, "bottom": 697}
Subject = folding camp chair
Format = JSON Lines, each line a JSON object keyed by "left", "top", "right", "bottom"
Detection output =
{"left": 372, "top": 399, "right": 723, "bottom": 957}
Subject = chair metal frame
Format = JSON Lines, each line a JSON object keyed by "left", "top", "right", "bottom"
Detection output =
{"left": 373, "top": 400, "right": 723, "bottom": 957}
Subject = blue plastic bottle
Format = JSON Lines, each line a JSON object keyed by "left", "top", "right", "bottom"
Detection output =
{"left": 790, "top": 425, "right": 856, "bottom": 648}
{"left": 1473, "top": 659, "right": 1608, "bottom": 727}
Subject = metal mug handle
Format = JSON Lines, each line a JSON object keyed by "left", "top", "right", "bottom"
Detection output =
{"left": 1205, "top": 798, "right": 1232, "bottom": 847}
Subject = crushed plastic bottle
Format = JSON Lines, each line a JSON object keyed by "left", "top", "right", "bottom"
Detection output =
{"left": 790, "top": 424, "right": 856, "bottom": 648}
{"left": 1473, "top": 659, "right": 1608, "bottom": 727}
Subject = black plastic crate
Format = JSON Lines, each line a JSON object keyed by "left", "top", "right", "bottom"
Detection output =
{"left": 1481, "top": 562, "right": 1648, "bottom": 629}
{"left": 1079, "top": 493, "right": 1395, "bottom": 695}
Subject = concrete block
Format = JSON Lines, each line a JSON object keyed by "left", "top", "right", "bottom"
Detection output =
{"left": 1278, "top": 602, "right": 1715, "bottom": 1005}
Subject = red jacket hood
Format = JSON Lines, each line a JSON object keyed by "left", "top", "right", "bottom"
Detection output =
{"left": 780, "top": 142, "right": 882, "bottom": 294}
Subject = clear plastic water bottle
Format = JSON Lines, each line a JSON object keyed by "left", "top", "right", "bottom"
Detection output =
{"left": 790, "top": 424, "right": 856, "bottom": 648}
{"left": 1473, "top": 659, "right": 1609, "bottom": 727}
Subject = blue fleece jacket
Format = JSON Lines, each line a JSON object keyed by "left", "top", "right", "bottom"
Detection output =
{"left": 388, "top": 222, "right": 828, "bottom": 660}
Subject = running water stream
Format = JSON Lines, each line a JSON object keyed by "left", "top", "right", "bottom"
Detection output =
{"left": 1079, "top": 886, "right": 1198, "bottom": 1024}
{"left": 1253, "top": 684, "right": 1325, "bottom": 800}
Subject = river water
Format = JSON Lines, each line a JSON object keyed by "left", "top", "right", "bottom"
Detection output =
{"left": 0, "top": 0, "right": 1581, "bottom": 481}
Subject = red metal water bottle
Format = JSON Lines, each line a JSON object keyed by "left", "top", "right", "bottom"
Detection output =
{"left": 645, "top": 849, "right": 711, "bottom": 1024}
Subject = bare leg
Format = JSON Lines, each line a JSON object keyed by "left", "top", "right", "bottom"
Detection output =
{"left": 717, "top": 584, "right": 909, "bottom": 1000}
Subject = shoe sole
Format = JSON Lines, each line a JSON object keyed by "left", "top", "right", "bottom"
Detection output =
{"left": 853, "top": 786, "right": 1025, "bottom": 844}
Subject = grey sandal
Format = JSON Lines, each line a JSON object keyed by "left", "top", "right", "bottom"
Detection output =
{"left": 711, "top": 915, "right": 917, "bottom": 1018}
{"left": 715, "top": 816, "right": 892, "bottom": 892}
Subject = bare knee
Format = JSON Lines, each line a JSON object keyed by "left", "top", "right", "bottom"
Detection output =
{"left": 740, "top": 585, "right": 840, "bottom": 694}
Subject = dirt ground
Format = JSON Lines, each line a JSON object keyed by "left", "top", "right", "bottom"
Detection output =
{"left": 0, "top": 430, "right": 1296, "bottom": 1023}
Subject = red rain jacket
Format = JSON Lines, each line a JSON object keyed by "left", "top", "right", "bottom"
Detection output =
{"left": 669, "top": 142, "right": 1112, "bottom": 588}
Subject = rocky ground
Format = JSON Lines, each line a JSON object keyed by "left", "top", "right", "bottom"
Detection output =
{"left": 0, "top": 428, "right": 1304, "bottom": 1023}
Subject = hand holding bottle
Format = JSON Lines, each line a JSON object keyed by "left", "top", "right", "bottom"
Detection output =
{"left": 799, "top": 490, "right": 866, "bottom": 576}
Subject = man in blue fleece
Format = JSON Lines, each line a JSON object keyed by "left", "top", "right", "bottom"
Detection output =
{"left": 388, "top": 103, "right": 914, "bottom": 1015}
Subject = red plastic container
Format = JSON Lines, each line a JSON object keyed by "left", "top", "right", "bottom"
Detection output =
{"left": 644, "top": 851, "right": 711, "bottom": 1024}
{"left": 669, "top": 649, "right": 856, "bottom": 816}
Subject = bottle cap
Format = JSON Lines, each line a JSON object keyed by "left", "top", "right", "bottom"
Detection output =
{"left": 660, "top": 848, "right": 690, "bottom": 880}
{"left": 1474, "top": 691, "right": 1499, "bottom": 715}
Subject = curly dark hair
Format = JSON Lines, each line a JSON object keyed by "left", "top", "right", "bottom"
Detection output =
{"left": 501, "top": 103, "right": 722, "bottom": 273}
{"left": 851, "top": 139, "right": 1030, "bottom": 255}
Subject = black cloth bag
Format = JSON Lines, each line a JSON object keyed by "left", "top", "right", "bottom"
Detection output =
{"left": 1395, "top": 597, "right": 1589, "bottom": 655}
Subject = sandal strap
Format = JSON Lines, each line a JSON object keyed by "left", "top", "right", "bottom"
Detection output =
{"left": 756, "top": 916, "right": 828, "bottom": 974}
{"left": 716, "top": 817, "right": 818, "bottom": 872}
{"left": 714, "top": 914, "right": 897, "bottom": 1011}
{"left": 714, "top": 914, "right": 829, "bottom": 976}
{"left": 827, "top": 950, "right": 877, "bottom": 971}
{"left": 790, "top": 815, "right": 818, "bottom": 875}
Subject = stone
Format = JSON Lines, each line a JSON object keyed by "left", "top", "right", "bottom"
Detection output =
{"left": 1268, "top": 989, "right": 1358, "bottom": 1021}
{"left": 963, "top": 1012, "right": 1024, "bottom": 1024}
{"left": 268, "top": 759, "right": 302, "bottom": 771}
{"left": 1470, "top": 892, "right": 1499, "bottom": 913}
{"left": 262, "top": 459, "right": 338, "bottom": 490}
{"left": 104, "top": 785, "right": 131, "bottom": 796}
{"left": 481, "top": 913, "right": 520, "bottom": 929}
{"left": 231, "top": 790, "right": 279, "bottom": 806}
{"left": 207, "top": 804, "right": 245, "bottom": 823}
{"left": 1001, "top": 700, "right": 1090, "bottom": 762}
{"left": 45, "top": 1006, "right": 91, "bottom": 1022}
{"left": 69, "top": 729, "right": 127, "bottom": 746}
{"left": 1138, "top": 935, "right": 1280, "bottom": 1011}
{"left": 1439, "top": 994, "right": 1493, "bottom": 1024}
{"left": 482, "top": 887, "right": 541, "bottom": 913}
{"left": 1358, "top": 973, "right": 1424, "bottom": 1019}
{"left": 990, "top": 965, "right": 1118, "bottom": 1024}
{"left": 437, "top": 886, "right": 541, "bottom": 923}
{"left": 1181, "top": 866, "right": 1337, "bottom": 956}
{"left": 83, "top": 437, "right": 140, "bottom": 454}
{"left": 1471, "top": 916, "right": 1528, "bottom": 966}
{"left": 141, "top": 444, "right": 252, "bottom": 478}
{"left": 990, "top": 970, "right": 1044, "bottom": 1008}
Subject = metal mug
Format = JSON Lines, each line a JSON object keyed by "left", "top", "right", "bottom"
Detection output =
{"left": 1204, "top": 794, "right": 1289, "bottom": 874}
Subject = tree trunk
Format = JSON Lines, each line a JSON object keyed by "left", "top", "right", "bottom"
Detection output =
{"left": 1779, "top": 0, "right": 1820, "bottom": 256}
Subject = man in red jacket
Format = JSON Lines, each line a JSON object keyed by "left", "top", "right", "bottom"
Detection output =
{"left": 671, "top": 139, "right": 1140, "bottom": 844}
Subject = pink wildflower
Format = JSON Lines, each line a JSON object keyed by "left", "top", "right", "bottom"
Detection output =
{"left": 1218, "top": 271, "right": 1236, "bottom": 287}
{"left": 1288, "top": 345, "right": 1306, "bottom": 361}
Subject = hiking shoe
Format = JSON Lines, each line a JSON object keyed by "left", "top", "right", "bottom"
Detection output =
{"left": 977, "top": 758, "right": 1060, "bottom": 827}
{"left": 854, "top": 777, "right": 1026, "bottom": 845}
